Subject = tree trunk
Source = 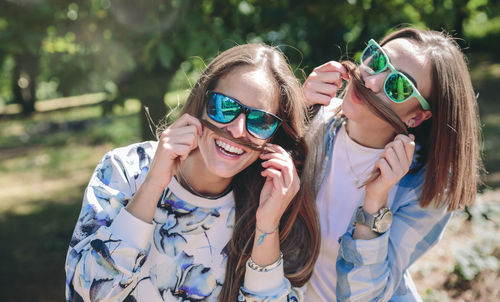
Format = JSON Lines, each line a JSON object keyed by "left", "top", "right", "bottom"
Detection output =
{"left": 117, "top": 59, "right": 183, "bottom": 141}
{"left": 12, "top": 53, "right": 39, "bottom": 116}
{"left": 453, "top": 0, "right": 468, "bottom": 39}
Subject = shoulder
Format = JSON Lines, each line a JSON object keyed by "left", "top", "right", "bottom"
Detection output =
{"left": 109, "top": 141, "right": 158, "bottom": 159}
{"left": 105, "top": 141, "right": 157, "bottom": 164}
{"left": 308, "top": 98, "right": 343, "bottom": 132}
{"left": 317, "top": 98, "right": 342, "bottom": 123}
{"left": 97, "top": 141, "right": 158, "bottom": 177}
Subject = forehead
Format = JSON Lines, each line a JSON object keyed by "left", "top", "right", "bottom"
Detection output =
{"left": 214, "top": 65, "right": 279, "bottom": 114}
{"left": 382, "top": 38, "right": 433, "bottom": 99}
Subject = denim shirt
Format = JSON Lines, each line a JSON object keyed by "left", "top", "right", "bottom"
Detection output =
{"left": 311, "top": 101, "right": 452, "bottom": 302}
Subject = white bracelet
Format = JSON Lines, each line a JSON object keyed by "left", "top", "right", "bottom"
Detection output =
{"left": 247, "top": 252, "right": 283, "bottom": 272}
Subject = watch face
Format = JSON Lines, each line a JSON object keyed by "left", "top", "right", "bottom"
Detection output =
{"left": 375, "top": 209, "right": 393, "bottom": 233}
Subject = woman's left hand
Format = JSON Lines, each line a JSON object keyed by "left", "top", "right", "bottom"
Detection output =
{"left": 364, "top": 134, "right": 415, "bottom": 213}
{"left": 256, "top": 144, "right": 300, "bottom": 232}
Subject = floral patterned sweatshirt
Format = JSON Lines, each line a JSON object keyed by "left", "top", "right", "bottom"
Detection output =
{"left": 65, "top": 141, "right": 301, "bottom": 301}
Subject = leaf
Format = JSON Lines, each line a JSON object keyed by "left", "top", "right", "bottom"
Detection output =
{"left": 157, "top": 41, "right": 174, "bottom": 69}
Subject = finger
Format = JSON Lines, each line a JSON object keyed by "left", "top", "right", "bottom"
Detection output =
{"left": 303, "top": 91, "right": 332, "bottom": 106}
{"left": 260, "top": 143, "right": 288, "bottom": 155}
{"left": 161, "top": 142, "right": 192, "bottom": 161}
{"left": 315, "top": 71, "right": 344, "bottom": 85}
{"left": 161, "top": 125, "right": 200, "bottom": 139}
{"left": 261, "top": 167, "right": 286, "bottom": 191}
{"left": 305, "top": 80, "right": 340, "bottom": 98}
{"left": 313, "top": 61, "right": 348, "bottom": 77}
{"left": 375, "top": 158, "right": 392, "bottom": 178}
{"left": 382, "top": 146, "right": 399, "bottom": 172}
{"left": 172, "top": 113, "right": 203, "bottom": 136}
{"left": 260, "top": 148, "right": 294, "bottom": 165}
{"left": 260, "top": 148, "right": 291, "bottom": 162}
{"left": 394, "top": 134, "right": 415, "bottom": 163}
{"left": 161, "top": 132, "right": 198, "bottom": 150}
{"left": 389, "top": 139, "right": 408, "bottom": 166}
{"left": 262, "top": 158, "right": 294, "bottom": 187}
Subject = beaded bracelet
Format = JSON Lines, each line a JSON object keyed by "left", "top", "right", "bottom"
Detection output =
{"left": 256, "top": 225, "right": 279, "bottom": 246}
{"left": 247, "top": 252, "right": 283, "bottom": 272}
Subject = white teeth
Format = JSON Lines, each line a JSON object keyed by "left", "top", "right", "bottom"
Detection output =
{"left": 215, "top": 139, "right": 244, "bottom": 155}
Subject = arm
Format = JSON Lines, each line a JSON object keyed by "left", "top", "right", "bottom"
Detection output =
{"left": 336, "top": 186, "right": 451, "bottom": 301}
{"left": 65, "top": 148, "right": 155, "bottom": 301}
{"left": 238, "top": 144, "right": 306, "bottom": 301}
{"left": 336, "top": 135, "right": 451, "bottom": 301}
{"left": 66, "top": 114, "right": 202, "bottom": 301}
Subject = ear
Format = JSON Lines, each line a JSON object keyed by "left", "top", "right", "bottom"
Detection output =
{"left": 407, "top": 110, "right": 432, "bottom": 127}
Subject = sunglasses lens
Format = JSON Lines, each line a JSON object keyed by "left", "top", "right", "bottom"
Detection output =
{"left": 362, "top": 44, "right": 387, "bottom": 73}
{"left": 207, "top": 93, "right": 241, "bottom": 123}
{"left": 247, "top": 110, "right": 280, "bottom": 139}
{"left": 385, "top": 73, "right": 414, "bottom": 103}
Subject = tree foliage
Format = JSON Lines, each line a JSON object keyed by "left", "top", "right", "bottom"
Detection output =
{"left": 0, "top": 0, "right": 498, "bottom": 138}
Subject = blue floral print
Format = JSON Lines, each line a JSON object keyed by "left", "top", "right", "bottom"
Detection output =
{"left": 65, "top": 141, "right": 301, "bottom": 301}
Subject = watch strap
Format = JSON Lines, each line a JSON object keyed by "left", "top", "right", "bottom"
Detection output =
{"left": 355, "top": 206, "right": 392, "bottom": 234}
{"left": 356, "top": 206, "right": 375, "bottom": 229}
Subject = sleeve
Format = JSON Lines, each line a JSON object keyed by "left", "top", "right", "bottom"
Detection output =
{"left": 238, "top": 260, "right": 306, "bottom": 301}
{"left": 336, "top": 185, "right": 452, "bottom": 302}
{"left": 65, "top": 149, "right": 155, "bottom": 302}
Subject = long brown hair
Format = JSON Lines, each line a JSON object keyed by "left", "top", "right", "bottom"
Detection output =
{"left": 178, "top": 44, "right": 320, "bottom": 301}
{"left": 328, "top": 28, "right": 482, "bottom": 211}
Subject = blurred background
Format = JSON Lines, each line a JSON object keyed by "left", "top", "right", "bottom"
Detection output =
{"left": 0, "top": 0, "right": 499, "bottom": 301}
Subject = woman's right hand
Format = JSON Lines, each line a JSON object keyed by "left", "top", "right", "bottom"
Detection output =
{"left": 302, "top": 61, "right": 349, "bottom": 107}
{"left": 145, "top": 113, "right": 202, "bottom": 190}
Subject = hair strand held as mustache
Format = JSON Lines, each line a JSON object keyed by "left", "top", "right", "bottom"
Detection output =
{"left": 341, "top": 61, "right": 409, "bottom": 187}
{"left": 200, "top": 119, "right": 274, "bottom": 153}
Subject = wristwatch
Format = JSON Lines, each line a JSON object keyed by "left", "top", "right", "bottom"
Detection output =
{"left": 355, "top": 206, "right": 393, "bottom": 234}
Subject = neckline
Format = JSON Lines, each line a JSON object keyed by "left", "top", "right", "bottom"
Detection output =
{"left": 168, "top": 177, "right": 234, "bottom": 208}
{"left": 340, "top": 123, "right": 383, "bottom": 186}
{"left": 343, "top": 121, "right": 385, "bottom": 152}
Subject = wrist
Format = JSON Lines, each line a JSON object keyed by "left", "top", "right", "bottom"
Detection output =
{"left": 248, "top": 252, "right": 283, "bottom": 272}
{"left": 355, "top": 206, "right": 393, "bottom": 235}
{"left": 255, "top": 210, "right": 280, "bottom": 232}
{"left": 255, "top": 224, "right": 279, "bottom": 247}
{"left": 363, "top": 192, "right": 389, "bottom": 215}
{"left": 143, "top": 173, "right": 171, "bottom": 192}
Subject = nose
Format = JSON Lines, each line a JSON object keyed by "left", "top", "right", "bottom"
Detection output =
{"left": 225, "top": 113, "right": 247, "bottom": 138}
{"left": 362, "top": 68, "right": 387, "bottom": 94}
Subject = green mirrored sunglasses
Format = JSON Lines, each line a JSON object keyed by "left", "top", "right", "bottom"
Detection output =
{"left": 360, "top": 39, "right": 430, "bottom": 110}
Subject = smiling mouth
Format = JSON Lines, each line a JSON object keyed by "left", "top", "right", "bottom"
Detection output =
{"left": 215, "top": 139, "right": 245, "bottom": 156}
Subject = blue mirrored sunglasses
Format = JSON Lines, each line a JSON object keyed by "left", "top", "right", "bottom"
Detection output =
{"left": 206, "top": 91, "right": 281, "bottom": 140}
